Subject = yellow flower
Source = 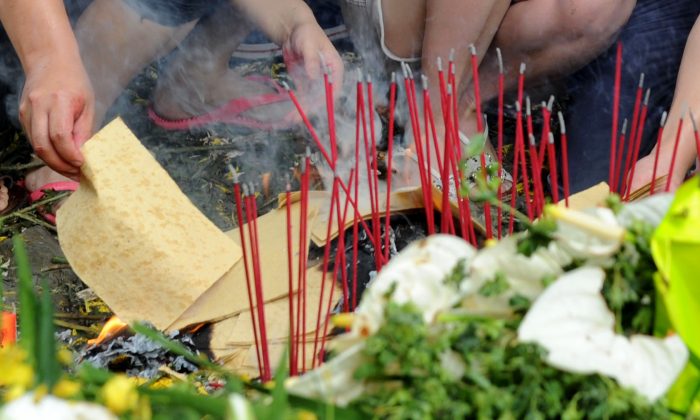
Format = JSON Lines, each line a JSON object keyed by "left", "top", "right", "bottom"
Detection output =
{"left": 297, "top": 410, "right": 318, "bottom": 420}
{"left": 3, "top": 384, "right": 26, "bottom": 402}
{"left": 0, "top": 346, "right": 33, "bottom": 389}
{"left": 101, "top": 375, "right": 139, "bottom": 415}
{"left": 53, "top": 378, "right": 80, "bottom": 398}
{"left": 57, "top": 348, "right": 74, "bottom": 366}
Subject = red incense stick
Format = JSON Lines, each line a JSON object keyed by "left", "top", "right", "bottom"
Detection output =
{"left": 622, "top": 88, "right": 651, "bottom": 196}
{"left": 557, "top": 112, "right": 570, "bottom": 207}
{"left": 284, "top": 83, "right": 385, "bottom": 262}
{"left": 547, "top": 132, "right": 559, "bottom": 203}
{"left": 233, "top": 180, "right": 263, "bottom": 379}
{"left": 626, "top": 73, "right": 645, "bottom": 183}
{"left": 691, "top": 109, "right": 700, "bottom": 170}
{"left": 666, "top": 109, "right": 686, "bottom": 192}
{"left": 496, "top": 48, "right": 505, "bottom": 239}
{"left": 284, "top": 180, "right": 296, "bottom": 376}
{"left": 402, "top": 64, "right": 434, "bottom": 234}
{"left": 366, "top": 75, "right": 383, "bottom": 270}
{"left": 384, "top": 73, "right": 397, "bottom": 262}
{"left": 609, "top": 41, "right": 623, "bottom": 193}
{"left": 296, "top": 154, "right": 310, "bottom": 372}
{"left": 538, "top": 97, "right": 554, "bottom": 169}
{"left": 311, "top": 177, "right": 338, "bottom": 369}
{"left": 441, "top": 88, "right": 455, "bottom": 235}
{"left": 245, "top": 186, "right": 271, "bottom": 381}
{"left": 470, "top": 44, "right": 493, "bottom": 239}
{"left": 613, "top": 119, "right": 629, "bottom": 193}
{"left": 650, "top": 112, "right": 668, "bottom": 196}
{"left": 516, "top": 103, "right": 534, "bottom": 220}
{"left": 624, "top": 89, "right": 651, "bottom": 200}
{"left": 528, "top": 133, "right": 545, "bottom": 214}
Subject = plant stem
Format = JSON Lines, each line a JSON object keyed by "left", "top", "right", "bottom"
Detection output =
{"left": 0, "top": 192, "right": 69, "bottom": 225}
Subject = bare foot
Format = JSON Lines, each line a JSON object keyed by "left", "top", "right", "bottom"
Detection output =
{"left": 0, "top": 184, "right": 8, "bottom": 213}
{"left": 25, "top": 167, "right": 74, "bottom": 193}
{"left": 152, "top": 65, "right": 293, "bottom": 123}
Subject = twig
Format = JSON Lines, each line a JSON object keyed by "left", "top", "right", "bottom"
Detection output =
{"left": 158, "top": 144, "right": 245, "bottom": 154}
{"left": 53, "top": 319, "right": 95, "bottom": 333}
{"left": 0, "top": 161, "right": 45, "bottom": 172}
{"left": 14, "top": 213, "right": 57, "bottom": 231}
{"left": 0, "top": 191, "right": 69, "bottom": 224}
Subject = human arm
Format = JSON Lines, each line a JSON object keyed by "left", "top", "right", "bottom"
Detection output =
{"left": 231, "top": 0, "right": 343, "bottom": 89}
{"left": 628, "top": 16, "right": 700, "bottom": 193}
{"left": 0, "top": 0, "right": 94, "bottom": 179}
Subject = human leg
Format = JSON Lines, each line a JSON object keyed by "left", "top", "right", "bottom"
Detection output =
{"left": 151, "top": 3, "right": 294, "bottom": 123}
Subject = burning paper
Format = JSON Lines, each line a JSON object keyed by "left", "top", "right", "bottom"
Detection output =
{"left": 57, "top": 118, "right": 242, "bottom": 330}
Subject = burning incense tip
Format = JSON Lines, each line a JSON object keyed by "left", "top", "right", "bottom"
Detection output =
{"left": 242, "top": 183, "right": 249, "bottom": 197}
{"left": 529, "top": 133, "right": 537, "bottom": 146}
{"left": 447, "top": 84, "right": 453, "bottom": 96}
{"left": 661, "top": 111, "right": 668, "bottom": 127}
{"left": 547, "top": 96, "right": 555, "bottom": 111}
{"left": 437, "top": 56, "right": 443, "bottom": 71}
{"left": 469, "top": 44, "right": 477, "bottom": 56}
{"left": 639, "top": 73, "right": 645, "bottom": 88}
{"left": 519, "top": 62, "right": 526, "bottom": 74}
{"left": 644, "top": 88, "right": 651, "bottom": 106}
{"left": 356, "top": 67, "right": 363, "bottom": 83}
{"left": 228, "top": 164, "right": 241, "bottom": 184}
{"left": 548, "top": 132, "right": 555, "bottom": 144}
{"left": 526, "top": 96, "right": 531, "bottom": 116}
{"left": 558, "top": 111, "right": 566, "bottom": 133}
{"left": 305, "top": 146, "right": 311, "bottom": 157}
{"left": 421, "top": 74, "right": 429, "bottom": 90}
{"left": 449, "top": 48, "right": 455, "bottom": 62}
{"left": 621, "top": 118, "right": 628, "bottom": 135}
{"left": 406, "top": 65, "right": 415, "bottom": 79}
{"left": 281, "top": 81, "right": 291, "bottom": 91}
{"left": 391, "top": 72, "right": 396, "bottom": 83}
{"left": 367, "top": 74, "right": 372, "bottom": 84}
{"left": 515, "top": 100, "right": 521, "bottom": 113}
{"left": 496, "top": 48, "right": 504, "bottom": 74}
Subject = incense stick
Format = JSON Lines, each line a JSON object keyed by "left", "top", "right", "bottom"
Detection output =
{"left": 650, "top": 112, "right": 667, "bottom": 196}
{"left": 547, "top": 132, "right": 559, "bottom": 203}
{"left": 538, "top": 97, "right": 554, "bottom": 170}
{"left": 366, "top": 75, "right": 383, "bottom": 270}
{"left": 528, "top": 133, "right": 545, "bottom": 214}
{"left": 666, "top": 107, "right": 686, "bottom": 192}
{"left": 284, "top": 180, "right": 296, "bottom": 376}
{"left": 557, "top": 112, "right": 570, "bottom": 207}
{"left": 233, "top": 181, "right": 263, "bottom": 379}
{"left": 470, "top": 44, "right": 493, "bottom": 239}
{"left": 311, "top": 176, "right": 338, "bottom": 369}
{"left": 624, "top": 89, "right": 652, "bottom": 200}
{"left": 609, "top": 41, "right": 623, "bottom": 193}
{"left": 613, "top": 119, "right": 629, "bottom": 193}
{"left": 625, "top": 73, "right": 645, "bottom": 190}
{"left": 496, "top": 48, "right": 505, "bottom": 239}
{"left": 691, "top": 109, "right": 700, "bottom": 173}
{"left": 384, "top": 73, "right": 397, "bottom": 262}
{"left": 245, "top": 186, "right": 271, "bottom": 381}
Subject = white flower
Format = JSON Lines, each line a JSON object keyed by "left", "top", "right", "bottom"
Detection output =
{"left": 352, "top": 235, "right": 475, "bottom": 337}
{"left": 518, "top": 267, "right": 688, "bottom": 401}
{"left": 0, "top": 393, "right": 116, "bottom": 420}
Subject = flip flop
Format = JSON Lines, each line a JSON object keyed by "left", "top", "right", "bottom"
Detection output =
{"left": 28, "top": 181, "right": 79, "bottom": 224}
{"left": 0, "top": 177, "right": 28, "bottom": 217}
{"left": 148, "top": 75, "right": 300, "bottom": 131}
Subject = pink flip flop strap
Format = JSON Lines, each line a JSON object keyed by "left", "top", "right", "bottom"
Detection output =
{"left": 29, "top": 181, "right": 79, "bottom": 203}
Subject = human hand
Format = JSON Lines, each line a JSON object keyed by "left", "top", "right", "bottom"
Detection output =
{"left": 19, "top": 53, "right": 94, "bottom": 179}
{"left": 626, "top": 147, "right": 686, "bottom": 195}
{"left": 283, "top": 21, "right": 344, "bottom": 99}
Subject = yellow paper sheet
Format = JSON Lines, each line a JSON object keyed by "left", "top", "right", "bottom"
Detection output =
{"left": 556, "top": 182, "right": 610, "bottom": 210}
{"left": 169, "top": 202, "right": 318, "bottom": 330}
{"left": 57, "top": 118, "right": 241, "bottom": 330}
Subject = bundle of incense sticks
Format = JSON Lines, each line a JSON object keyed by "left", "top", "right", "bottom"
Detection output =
{"left": 232, "top": 180, "right": 271, "bottom": 381}
{"left": 257, "top": 40, "right": 700, "bottom": 379}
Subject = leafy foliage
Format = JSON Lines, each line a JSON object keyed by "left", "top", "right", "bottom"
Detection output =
{"left": 353, "top": 302, "right": 672, "bottom": 419}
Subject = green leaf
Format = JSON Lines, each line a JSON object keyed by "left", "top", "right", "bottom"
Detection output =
{"left": 14, "top": 236, "right": 37, "bottom": 369}
{"left": 37, "top": 279, "right": 59, "bottom": 390}
{"left": 464, "top": 133, "right": 486, "bottom": 159}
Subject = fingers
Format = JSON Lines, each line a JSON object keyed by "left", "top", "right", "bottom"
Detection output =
{"left": 24, "top": 97, "right": 80, "bottom": 177}
{"left": 49, "top": 95, "right": 84, "bottom": 167}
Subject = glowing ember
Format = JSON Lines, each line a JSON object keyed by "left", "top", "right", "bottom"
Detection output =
{"left": 88, "top": 316, "right": 128, "bottom": 346}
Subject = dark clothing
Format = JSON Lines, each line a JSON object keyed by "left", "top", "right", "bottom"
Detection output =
{"left": 564, "top": 0, "right": 700, "bottom": 193}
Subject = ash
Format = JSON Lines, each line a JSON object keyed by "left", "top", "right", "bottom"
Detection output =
{"left": 81, "top": 328, "right": 199, "bottom": 379}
